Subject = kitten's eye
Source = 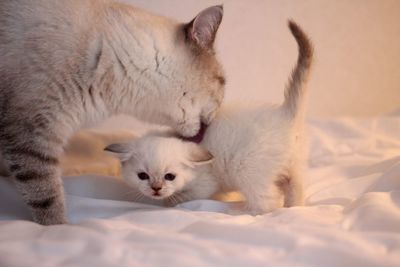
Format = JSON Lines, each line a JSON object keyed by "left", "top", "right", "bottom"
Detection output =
{"left": 164, "top": 173, "right": 176, "bottom": 181}
{"left": 137, "top": 172, "right": 150, "bottom": 180}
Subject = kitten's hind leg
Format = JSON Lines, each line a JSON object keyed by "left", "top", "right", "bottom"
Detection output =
{"left": 277, "top": 171, "right": 304, "bottom": 207}
{"left": 242, "top": 180, "right": 284, "bottom": 215}
{"left": 1, "top": 135, "right": 67, "bottom": 225}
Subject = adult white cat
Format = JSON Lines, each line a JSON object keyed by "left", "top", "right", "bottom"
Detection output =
{"left": 107, "top": 21, "right": 313, "bottom": 214}
{"left": 0, "top": 0, "right": 225, "bottom": 225}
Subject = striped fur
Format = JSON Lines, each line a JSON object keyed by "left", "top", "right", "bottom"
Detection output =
{"left": 0, "top": 0, "right": 225, "bottom": 225}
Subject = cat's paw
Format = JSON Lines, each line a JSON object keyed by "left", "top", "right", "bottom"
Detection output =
{"left": 31, "top": 200, "right": 68, "bottom": 225}
{"left": 33, "top": 213, "right": 67, "bottom": 225}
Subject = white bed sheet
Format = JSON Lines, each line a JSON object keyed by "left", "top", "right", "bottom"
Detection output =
{"left": 0, "top": 115, "right": 400, "bottom": 267}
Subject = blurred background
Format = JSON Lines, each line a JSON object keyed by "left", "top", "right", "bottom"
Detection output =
{"left": 62, "top": 0, "right": 400, "bottom": 175}
{"left": 99, "top": 0, "right": 400, "bottom": 131}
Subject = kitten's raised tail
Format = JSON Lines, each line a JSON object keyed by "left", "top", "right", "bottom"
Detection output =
{"left": 282, "top": 20, "right": 314, "bottom": 119}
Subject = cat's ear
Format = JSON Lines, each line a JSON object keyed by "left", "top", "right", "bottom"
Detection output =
{"left": 187, "top": 143, "right": 214, "bottom": 165}
{"left": 104, "top": 143, "right": 134, "bottom": 162}
{"left": 186, "top": 5, "right": 223, "bottom": 50}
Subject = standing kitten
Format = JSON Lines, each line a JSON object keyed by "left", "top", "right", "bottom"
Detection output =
{"left": 0, "top": 0, "right": 225, "bottom": 225}
{"left": 107, "top": 21, "right": 313, "bottom": 214}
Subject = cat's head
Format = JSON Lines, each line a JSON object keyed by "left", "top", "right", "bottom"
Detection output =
{"left": 133, "top": 6, "right": 225, "bottom": 140}
{"left": 105, "top": 134, "right": 213, "bottom": 199}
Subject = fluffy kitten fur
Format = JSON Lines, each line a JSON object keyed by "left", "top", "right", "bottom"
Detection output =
{"left": 107, "top": 21, "right": 313, "bottom": 214}
{"left": 0, "top": 0, "right": 225, "bottom": 225}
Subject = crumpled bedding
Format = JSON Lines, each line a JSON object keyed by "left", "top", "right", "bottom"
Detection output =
{"left": 0, "top": 115, "right": 399, "bottom": 267}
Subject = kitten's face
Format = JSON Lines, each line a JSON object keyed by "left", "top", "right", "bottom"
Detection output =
{"left": 122, "top": 138, "right": 193, "bottom": 199}
{"left": 106, "top": 136, "right": 212, "bottom": 200}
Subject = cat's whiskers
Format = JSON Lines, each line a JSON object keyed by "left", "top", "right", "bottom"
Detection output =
{"left": 122, "top": 188, "right": 144, "bottom": 201}
{"left": 170, "top": 194, "right": 180, "bottom": 206}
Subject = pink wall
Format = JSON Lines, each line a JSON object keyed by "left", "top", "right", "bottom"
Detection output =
{"left": 110, "top": 0, "right": 400, "bottom": 124}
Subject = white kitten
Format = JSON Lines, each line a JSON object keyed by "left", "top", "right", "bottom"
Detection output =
{"left": 107, "top": 21, "right": 313, "bottom": 213}
{"left": 105, "top": 134, "right": 218, "bottom": 206}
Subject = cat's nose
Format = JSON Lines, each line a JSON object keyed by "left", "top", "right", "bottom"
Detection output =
{"left": 151, "top": 186, "right": 162, "bottom": 192}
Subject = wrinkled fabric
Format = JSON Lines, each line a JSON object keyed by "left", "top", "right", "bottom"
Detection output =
{"left": 0, "top": 116, "right": 399, "bottom": 267}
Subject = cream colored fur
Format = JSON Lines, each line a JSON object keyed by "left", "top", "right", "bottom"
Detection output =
{"left": 108, "top": 21, "right": 314, "bottom": 214}
{"left": 107, "top": 135, "right": 218, "bottom": 206}
{"left": 0, "top": 0, "right": 225, "bottom": 224}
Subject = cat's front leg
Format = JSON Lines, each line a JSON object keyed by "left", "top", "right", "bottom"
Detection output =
{"left": 1, "top": 136, "right": 67, "bottom": 225}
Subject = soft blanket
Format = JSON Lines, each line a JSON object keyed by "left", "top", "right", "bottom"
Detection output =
{"left": 0, "top": 115, "right": 399, "bottom": 267}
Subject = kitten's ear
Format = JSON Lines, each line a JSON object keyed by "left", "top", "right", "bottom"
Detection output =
{"left": 187, "top": 143, "right": 214, "bottom": 165}
{"left": 186, "top": 5, "right": 223, "bottom": 50}
{"left": 104, "top": 143, "right": 134, "bottom": 162}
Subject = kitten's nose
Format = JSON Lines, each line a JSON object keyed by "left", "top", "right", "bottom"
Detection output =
{"left": 151, "top": 186, "right": 162, "bottom": 192}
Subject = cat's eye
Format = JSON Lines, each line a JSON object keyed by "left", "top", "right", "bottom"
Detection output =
{"left": 164, "top": 173, "right": 176, "bottom": 181}
{"left": 137, "top": 172, "right": 150, "bottom": 180}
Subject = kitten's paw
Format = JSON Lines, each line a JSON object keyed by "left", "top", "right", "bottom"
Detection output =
{"left": 246, "top": 199, "right": 283, "bottom": 215}
{"left": 247, "top": 206, "right": 275, "bottom": 216}
{"left": 163, "top": 199, "right": 177, "bottom": 207}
